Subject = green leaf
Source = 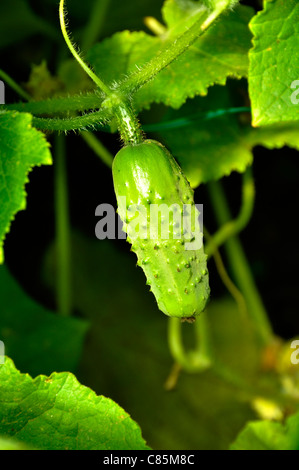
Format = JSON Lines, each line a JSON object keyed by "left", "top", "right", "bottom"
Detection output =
{"left": 163, "top": 0, "right": 240, "bottom": 35}
{"left": 156, "top": 87, "right": 252, "bottom": 187}
{"left": 0, "top": 265, "right": 89, "bottom": 377}
{"left": 153, "top": 86, "right": 299, "bottom": 187}
{"left": 249, "top": 0, "right": 299, "bottom": 126}
{"left": 0, "top": 110, "right": 52, "bottom": 263}
{"left": 230, "top": 410, "right": 299, "bottom": 450}
{"left": 0, "top": 357, "right": 149, "bottom": 450}
{"left": 88, "top": 3, "right": 253, "bottom": 110}
{"left": 246, "top": 122, "right": 299, "bottom": 153}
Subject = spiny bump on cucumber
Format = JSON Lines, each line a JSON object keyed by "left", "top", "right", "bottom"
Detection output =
{"left": 112, "top": 139, "right": 210, "bottom": 318}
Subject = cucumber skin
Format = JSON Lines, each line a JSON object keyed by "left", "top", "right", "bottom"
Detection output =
{"left": 112, "top": 139, "right": 210, "bottom": 318}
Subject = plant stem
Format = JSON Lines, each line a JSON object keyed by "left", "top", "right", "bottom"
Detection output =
{"left": 81, "top": 131, "right": 113, "bottom": 168}
{"left": 32, "top": 108, "right": 112, "bottom": 132}
{"left": 144, "top": 17, "right": 167, "bottom": 37}
{"left": 168, "top": 317, "right": 211, "bottom": 373}
{"left": 1, "top": 91, "right": 103, "bottom": 115}
{"left": 205, "top": 226, "right": 248, "bottom": 319}
{"left": 60, "top": 0, "right": 111, "bottom": 95}
{"left": 205, "top": 167, "right": 255, "bottom": 258}
{"left": 142, "top": 107, "right": 251, "bottom": 132}
{"left": 168, "top": 318, "right": 190, "bottom": 370}
{"left": 207, "top": 178, "right": 273, "bottom": 345}
{"left": 54, "top": 134, "right": 72, "bottom": 316}
{"left": 118, "top": 3, "right": 229, "bottom": 96}
{"left": 81, "top": 0, "right": 111, "bottom": 52}
{"left": 0, "top": 69, "right": 31, "bottom": 101}
{"left": 114, "top": 104, "right": 143, "bottom": 145}
{"left": 194, "top": 312, "right": 212, "bottom": 359}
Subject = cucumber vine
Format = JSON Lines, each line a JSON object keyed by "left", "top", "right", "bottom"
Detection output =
{"left": 1, "top": 0, "right": 236, "bottom": 136}
{"left": 1, "top": 0, "right": 299, "bottom": 451}
{"left": 0, "top": 0, "right": 275, "bottom": 376}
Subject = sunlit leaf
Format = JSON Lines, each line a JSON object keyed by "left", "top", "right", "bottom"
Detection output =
{"left": 249, "top": 0, "right": 299, "bottom": 126}
{"left": 0, "top": 357, "right": 149, "bottom": 450}
{"left": 0, "top": 111, "right": 52, "bottom": 263}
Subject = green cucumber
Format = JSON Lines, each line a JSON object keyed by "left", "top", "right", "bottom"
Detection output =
{"left": 112, "top": 139, "right": 210, "bottom": 318}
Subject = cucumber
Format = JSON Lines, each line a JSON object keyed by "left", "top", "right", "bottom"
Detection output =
{"left": 112, "top": 139, "right": 210, "bottom": 318}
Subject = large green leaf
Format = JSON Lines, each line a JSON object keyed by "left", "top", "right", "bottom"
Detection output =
{"left": 249, "top": 0, "right": 299, "bottom": 126}
{"left": 88, "top": 2, "right": 253, "bottom": 110}
{"left": 231, "top": 410, "right": 299, "bottom": 450}
{"left": 0, "top": 111, "right": 52, "bottom": 263}
{"left": 153, "top": 86, "right": 299, "bottom": 187}
{"left": 156, "top": 86, "right": 252, "bottom": 187}
{"left": 0, "top": 265, "right": 89, "bottom": 377}
{"left": 0, "top": 357, "right": 149, "bottom": 450}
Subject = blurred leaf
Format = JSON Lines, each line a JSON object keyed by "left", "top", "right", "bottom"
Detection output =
{"left": 156, "top": 86, "right": 252, "bottom": 187}
{"left": 154, "top": 86, "right": 299, "bottom": 187}
{"left": 0, "top": 111, "right": 52, "bottom": 263}
{"left": 0, "top": 265, "right": 89, "bottom": 376}
{"left": 88, "top": 4, "right": 253, "bottom": 110}
{"left": 249, "top": 0, "right": 299, "bottom": 126}
{"left": 246, "top": 122, "right": 299, "bottom": 152}
{"left": 57, "top": 59, "right": 96, "bottom": 95}
{"left": 0, "top": 357, "right": 149, "bottom": 450}
{"left": 0, "top": 0, "right": 58, "bottom": 49}
{"left": 24, "top": 61, "right": 64, "bottom": 101}
{"left": 231, "top": 410, "right": 299, "bottom": 450}
{"left": 0, "top": 0, "right": 41, "bottom": 49}
{"left": 0, "top": 435, "right": 36, "bottom": 450}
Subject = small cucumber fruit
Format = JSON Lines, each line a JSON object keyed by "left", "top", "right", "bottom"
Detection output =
{"left": 112, "top": 139, "right": 210, "bottom": 318}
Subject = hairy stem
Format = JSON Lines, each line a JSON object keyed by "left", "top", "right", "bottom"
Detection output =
{"left": 32, "top": 108, "right": 112, "bottom": 131}
{"left": 60, "top": 0, "right": 111, "bottom": 95}
{"left": 114, "top": 104, "right": 143, "bottom": 145}
{"left": 1, "top": 91, "right": 103, "bottom": 115}
{"left": 117, "top": 3, "right": 229, "bottom": 96}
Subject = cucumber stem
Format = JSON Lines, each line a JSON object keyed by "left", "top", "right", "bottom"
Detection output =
{"left": 114, "top": 104, "right": 144, "bottom": 146}
{"left": 167, "top": 317, "right": 211, "bottom": 373}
